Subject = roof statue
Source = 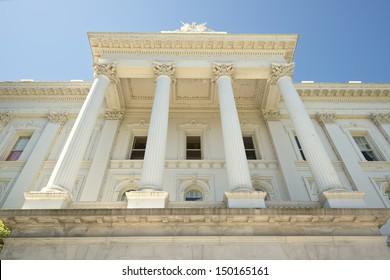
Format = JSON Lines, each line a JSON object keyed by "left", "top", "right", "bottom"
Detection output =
{"left": 161, "top": 21, "right": 227, "bottom": 34}
{"left": 178, "top": 21, "right": 214, "bottom": 32}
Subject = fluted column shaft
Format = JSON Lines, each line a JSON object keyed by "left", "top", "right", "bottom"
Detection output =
{"left": 277, "top": 76, "right": 345, "bottom": 192}
{"left": 215, "top": 69, "right": 253, "bottom": 191}
{"left": 44, "top": 67, "right": 113, "bottom": 193}
{"left": 140, "top": 65, "right": 174, "bottom": 190}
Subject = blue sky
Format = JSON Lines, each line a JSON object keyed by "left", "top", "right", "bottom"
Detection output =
{"left": 1, "top": 0, "right": 389, "bottom": 83}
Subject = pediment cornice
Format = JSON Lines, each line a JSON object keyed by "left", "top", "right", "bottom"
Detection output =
{"left": 88, "top": 32, "right": 298, "bottom": 62}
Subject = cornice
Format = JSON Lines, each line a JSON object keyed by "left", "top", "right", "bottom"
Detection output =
{"left": 88, "top": 32, "right": 298, "bottom": 62}
{"left": 0, "top": 82, "right": 92, "bottom": 102}
{"left": 294, "top": 83, "right": 390, "bottom": 103}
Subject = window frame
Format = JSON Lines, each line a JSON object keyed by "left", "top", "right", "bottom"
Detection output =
{"left": 178, "top": 120, "right": 209, "bottom": 160}
{"left": 129, "top": 136, "right": 148, "bottom": 160}
{"left": 242, "top": 135, "right": 258, "bottom": 160}
{"left": 186, "top": 135, "right": 202, "bottom": 160}
{"left": 349, "top": 130, "right": 385, "bottom": 162}
{"left": 0, "top": 130, "right": 34, "bottom": 161}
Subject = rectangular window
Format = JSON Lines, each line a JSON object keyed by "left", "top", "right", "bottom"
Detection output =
{"left": 294, "top": 136, "right": 306, "bottom": 161}
{"left": 243, "top": 136, "right": 257, "bottom": 160}
{"left": 6, "top": 136, "right": 30, "bottom": 161}
{"left": 186, "top": 136, "right": 201, "bottom": 159}
{"left": 353, "top": 136, "right": 379, "bottom": 161}
{"left": 130, "top": 136, "right": 147, "bottom": 159}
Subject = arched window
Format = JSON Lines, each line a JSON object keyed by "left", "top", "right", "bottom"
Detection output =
{"left": 185, "top": 189, "right": 203, "bottom": 201}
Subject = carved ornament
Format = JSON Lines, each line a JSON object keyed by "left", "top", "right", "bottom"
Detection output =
{"left": 371, "top": 113, "right": 390, "bottom": 126}
{"left": 212, "top": 64, "right": 234, "bottom": 82}
{"left": 0, "top": 112, "right": 12, "bottom": 126}
{"left": 93, "top": 63, "right": 118, "bottom": 83}
{"left": 316, "top": 113, "right": 336, "bottom": 125}
{"left": 153, "top": 63, "right": 176, "bottom": 81}
{"left": 269, "top": 63, "right": 294, "bottom": 85}
{"left": 262, "top": 110, "right": 280, "bottom": 121}
{"left": 48, "top": 112, "right": 69, "bottom": 127}
{"left": 105, "top": 109, "right": 125, "bottom": 120}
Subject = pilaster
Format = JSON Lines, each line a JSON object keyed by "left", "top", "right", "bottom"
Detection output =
{"left": 23, "top": 63, "right": 116, "bottom": 209}
{"left": 80, "top": 109, "right": 124, "bottom": 201}
{"left": 5, "top": 112, "right": 67, "bottom": 209}
{"left": 0, "top": 112, "right": 12, "bottom": 132}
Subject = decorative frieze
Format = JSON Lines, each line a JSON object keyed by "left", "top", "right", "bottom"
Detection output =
{"left": 262, "top": 109, "right": 280, "bottom": 121}
{"left": 316, "top": 113, "right": 336, "bottom": 126}
{"left": 105, "top": 109, "right": 125, "bottom": 120}
{"left": 153, "top": 63, "right": 176, "bottom": 81}
{"left": 212, "top": 64, "right": 234, "bottom": 82}
{"left": 93, "top": 63, "right": 118, "bottom": 83}
{"left": 48, "top": 112, "right": 68, "bottom": 127}
{"left": 269, "top": 63, "right": 294, "bottom": 85}
{"left": 0, "top": 112, "right": 12, "bottom": 126}
{"left": 371, "top": 113, "right": 390, "bottom": 126}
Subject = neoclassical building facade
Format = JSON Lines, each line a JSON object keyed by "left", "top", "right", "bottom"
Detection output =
{"left": 0, "top": 24, "right": 390, "bottom": 259}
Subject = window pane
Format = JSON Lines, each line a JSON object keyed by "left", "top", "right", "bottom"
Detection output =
{"left": 186, "top": 150, "right": 201, "bottom": 159}
{"left": 186, "top": 136, "right": 201, "bottom": 149}
{"left": 245, "top": 150, "right": 257, "bottom": 160}
{"left": 362, "top": 151, "right": 377, "bottom": 161}
{"left": 130, "top": 150, "right": 145, "bottom": 159}
{"left": 6, "top": 151, "right": 23, "bottom": 161}
{"left": 133, "top": 136, "right": 147, "bottom": 149}
{"left": 185, "top": 189, "right": 203, "bottom": 201}
{"left": 13, "top": 137, "right": 30, "bottom": 150}
{"left": 243, "top": 136, "right": 255, "bottom": 149}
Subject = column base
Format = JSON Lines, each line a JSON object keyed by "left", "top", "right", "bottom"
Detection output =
{"left": 126, "top": 191, "right": 169, "bottom": 208}
{"left": 22, "top": 191, "right": 72, "bottom": 209}
{"left": 224, "top": 192, "right": 267, "bottom": 208}
{"left": 319, "top": 191, "right": 367, "bottom": 208}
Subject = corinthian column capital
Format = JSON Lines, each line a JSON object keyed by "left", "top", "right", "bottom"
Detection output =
{"left": 371, "top": 113, "right": 390, "bottom": 126}
{"left": 262, "top": 109, "right": 280, "bottom": 121}
{"left": 105, "top": 109, "right": 125, "bottom": 120}
{"left": 316, "top": 113, "right": 337, "bottom": 126}
{"left": 153, "top": 63, "right": 175, "bottom": 82}
{"left": 212, "top": 63, "right": 234, "bottom": 82}
{"left": 48, "top": 112, "right": 69, "bottom": 127}
{"left": 93, "top": 62, "right": 118, "bottom": 83}
{"left": 0, "top": 111, "right": 12, "bottom": 126}
{"left": 270, "top": 63, "right": 294, "bottom": 85}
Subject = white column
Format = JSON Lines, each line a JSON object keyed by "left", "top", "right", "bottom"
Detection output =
{"left": 4, "top": 113, "right": 67, "bottom": 209}
{"left": 139, "top": 64, "right": 174, "bottom": 191}
{"left": 79, "top": 109, "right": 123, "bottom": 201}
{"left": 42, "top": 63, "right": 116, "bottom": 194}
{"left": 271, "top": 63, "right": 346, "bottom": 193}
{"left": 213, "top": 64, "right": 253, "bottom": 192}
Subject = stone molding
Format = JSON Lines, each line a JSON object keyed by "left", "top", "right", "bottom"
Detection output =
{"left": 153, "top": 63, "right": 175, "bottom": 81}
{"left": 1, "top": 208, "right": 389, "bottom": 227}
{"left": 47, "top": 112, "right": 68, "bottom": 127}
{"left": 371, "top": 113, "right": 390, "bottom": 126}
{"left": 269, "top": 63, "right": 294, "bottom": 85}
{"left": 316, "top": 113, "right": 336, "bottom": 125}
{"left": 105, "top": 109, "right": 125, "bottom": 120}
{"left": 212, "top": 63, "right": 234, "bottom": 82}
{"left": 262, "top": 109, "right": 280, "bottom": 121}
{"left": 0, "top": 111, "right": 12, "bottom": 126}
{"left": 93, "top": 63, "right": 118, "bottom": 83}
{"left": 88, "top": 33, "right": 298, "bottom": 62}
